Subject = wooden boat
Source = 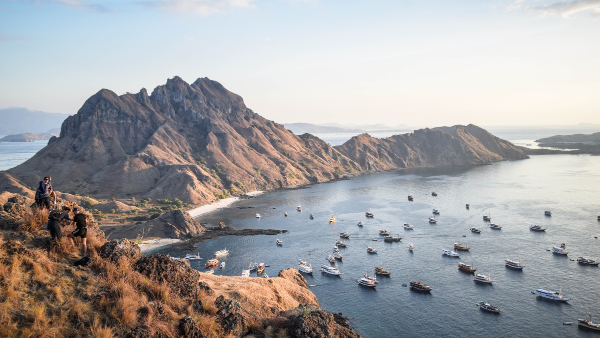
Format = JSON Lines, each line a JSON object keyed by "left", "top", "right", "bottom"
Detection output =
{"left": 340, "top": 232, "right": 350, "bottom": 239}
{"left": 365, "top": 211, "right": 374, "bottom": 218}
{"left": 578, "top": 313, "right": 600, "bottom": 332}
{"left": 358, "top": 221, "right": 363, "bottom": 227}
{"left": 310, "top": 214, "right": 314, "bottom": 219}
{"left": 410, "top": 280, "right": 432, "bottom": 292}
{"left": 215, "top": 248, "right": 229, "bottom": 256}
{"left": 454, "top": 243, "right": 470, "bottom": 251}
{"left": 297, "top": 206, "right": 302, "bottom": 212}
{"left": 483, "top": 214, "right": 491, "bottom": 221}
{"left": 470, "top": 227, "right": 481, "bottom": 233}
{"left": 257, "top": 263, "right": 265, "bottom": 275}
{"left": 367, "top": 247, "right": 377, "bottom": 254}
{"left": 276, "top": 239, "right": 283, "bottom": 246}
{"left": 384, "top": 235, "right": 401, "bottom": 242}
{"left": 477, "top": 302, "right": 500, "bottom": 314}
{"left": 335, "top": 240, "right": 347, "bottom": 247}
{"left": 458, "top": 262, "right": 477, "bottom": 274}
{"left": 545, "top": 210, "right": 552, "bottom": 216}
{"left": 205, "top": 259, "right": 219, "bottom": 268}
{"left": 577, "top": 257, "right": 599, "bottom": 266}
{"left": 374, "top": 264, "right": 391, "bottom": 276}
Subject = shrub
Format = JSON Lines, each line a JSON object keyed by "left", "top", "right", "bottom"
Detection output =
{"left": 83, "top": 200, "right": 94, "bottom": 209}
{"left": 111, "top": 209, "right": 116, "bottom": 214}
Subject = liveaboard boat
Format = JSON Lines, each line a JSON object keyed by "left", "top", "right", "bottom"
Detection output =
{"left": 257, "top": 263, "right": 266, "bottom": 275}
{"left": 458, "top": 262, "right": 477, "bottom": 274}
{"left": 552, "top": 243, "right": 568, "bottom": 255}
{"left": 205, "top": 259, "right": 219, "bottom": 268}
{"left": 442, "top": 249, "right": 460, "bottom": 257}
{"left": 470, "top": 227, "right": 481, "bottom": 233}
{"left": 332, "top": 249, "right": 343, "bottom": 260}
{"left": 483, "top": 214, "right": 491, "bottom": 221}
{"left": 409, "top": 280, "right": 432, "bottom": 292}
{"left": 367, "top": 247, "right": 377, "bottom": 254}
{"left": 578, "top": 313, "right": 600, "bottom": 332}
{"left": 328, "top": 255, "right": 336, "bottom": 263}
{"left": 374, "top": 264, "right": 391, "bottom": 276}
{"left": 357, "top": 274, "right": 378, "bottom": 287}
{"left": 241, "top": 269, "right": 250, "bottom": 277}
{"left": 429, "top": 217, "right": 437, "bottom": 224}
{"left": 384, "top": 235, "right": 401, "bottom": 242}
{"left": 454, "top": 243, "right": 470, "bottom": 251}
{"left": 215, "top": 248, "right": 229, "bottom": 256}
{"left": 535, "top": 289, "right": 570, "bottom": 302}
{"left": 379, "top": 229, "right": 389, "bottom": 236}
{"left": 340, "top": 232, "right": 350, "bottom": 239}
{"left": 489, "top": 223, "right": 502, "bottom": 230}
{"left": 276, "top": 239, "right": 283, "bottom": 246}
{"left": 403, "top": 223, "right": 414, "bottom": 230}
{"left": 505, "top": 259, "right": 524, "bottom": 270}
{"left": 365, "top": 211, "right": 374, "bottom": 218}
{"left": 577, "top": 257, "right": 599, "bottom": 266}
{"left": 335, "top": 240, "right": 347, "bottom": 247}
{"left": 477, "top": 302, "right": 500, "bottom": 314}
{"left": 473, "top": 273, "right": 494, "bottom": 284}
{"left": 529, "top": 224, "right": 546, "bottom": 231}
{"left": 320, "top": 265, "right": 342, "bottom": 276}
{"left": 298, "top": 260, "right": 313, "bottom": 274}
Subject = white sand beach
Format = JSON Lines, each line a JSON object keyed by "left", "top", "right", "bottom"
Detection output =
{"left": 187, "top": 191, "right": 264, "bottom": 218}
{"left": 138, "top": 238, "right": 181, "bottom": 253}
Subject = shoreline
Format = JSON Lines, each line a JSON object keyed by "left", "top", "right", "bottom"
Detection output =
{"left": 138, "top": 238, "right": 181, "bottom": 253}
{"left": 187, "top": 190, "right": 264, "bottom": 218}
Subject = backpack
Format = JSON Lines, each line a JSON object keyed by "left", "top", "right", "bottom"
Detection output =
{"left": 74, "top": 256, "right": 91, "bottom": 266}
{"left": 48, "top": 210, "right": 61, "bottom": 220}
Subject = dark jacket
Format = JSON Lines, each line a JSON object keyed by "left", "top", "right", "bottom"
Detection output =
{"left": 35, "top": 180, "right": 51, "bottom": 199}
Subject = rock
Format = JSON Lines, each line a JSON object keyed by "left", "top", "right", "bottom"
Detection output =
{"left": 277, "top": 268, "right": 309, "bottom": 288}
{"left": 124, "top": 327, "right": 151, "bottom": 338}
{"left": 133, "top": 254, "right": 200, "bottom": 298}
{"left": 198, "top": 281, "right": 213, "bottom": 295}
{"left": 0, "top": 211, "right": 22, "bottom": 230}
{"left": 287, "top": 308, "right": 362, "bottom": 338}
{"left": 178, "top": 316, "right": 206, "bottom": 338}
{"left": 142, "top": 209, "right": 205, "bottom": 239}
{"left": 99, "top": 239, "right": 141, "bottom": 263}
{"left": 192, "top": 300, "right": 204, "bottom": 314}
{"left": 214, "top": 295, "right": 248, "bottom": 336}
{"left": 4, "top": 199, "right": 28, "bottom": 219}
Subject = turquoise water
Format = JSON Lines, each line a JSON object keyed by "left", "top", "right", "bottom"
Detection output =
{"left": 166, "top": 154, "right": 600, "bottom": 337}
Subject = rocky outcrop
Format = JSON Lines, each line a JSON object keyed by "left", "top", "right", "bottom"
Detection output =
{"left": 134, "top": 254, "right": 201, "bottom": 298}
{"left": 286, "top": 305, "right": 361, "bottom": 338}
{"left": 99, "top": 238, "right": 141, "bottom": 263}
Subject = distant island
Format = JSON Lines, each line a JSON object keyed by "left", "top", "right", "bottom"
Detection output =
{"left": 0, "top": 131, "right": 58, "bottom": 142}
{"left": 535, "top": 132, "right": 600, "bottom": 152}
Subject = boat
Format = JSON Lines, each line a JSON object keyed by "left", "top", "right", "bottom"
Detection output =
{"left": 473, "top": 273, "right": 494, "bottom": 284}
{"left": 429, "top": 217, "right": 437, "bottom": 224}
{"left": 340, "top": 232, "right": 350, "bottom": 239}
{"left": 432, "top": 192, "right": 438, "bottom": 196}
{"left": 409, "top": 243, "right": 414, "bottom": 252}
{"left": 458, "top": 262, "right": 477, "bottom": 274}
{"left": 257, "top": 263, "right": 265, "bottom": 275}
{"left": 454, "top": 243, "right": 470, "bottom": 251}
{"left": 379, "top": 229, "right": 389, "bottom": 236}
{"left": 329, "top": 215, "right": 336, "bottom": 224}
{"left": 545, "top": 210, "right": 552, "bottom": 216}
{"left": 321, "top": 265, "right": 342, "bottom": 276}
{"left": 403, "top": 223, "right": 414, "bottom": 230}
{"left": 384, "top": 236, "right": 402, "bottom": 242}
{"left": 409, "top": 280, "right": 432, "bottom": 292}
{"left": 336, "top": 240, "right": 347, "bottom": 247}
{"left": 466, "top": 204, "right": 470, "bottom": 209}
{"left": 552, "top": 243, "right": 568, "bottom": 255}
{"left": 256, "top": 213, "right": 261, "bottom": 218}
{"left": 183, "top": 253, "right": 202, "bottom": 260}
{"left": 374, "top": 264, "right": 391, "bottom": 276}
{"left": 483, "top": 214, "right": 491, "bottom": 221}
{"left": 358, "top": 221, "right": 364, "bottom": 227}
{"left": 215, "top": 248, "right": 229, "bottom": 256}
{"left": 205, "top": 259, "right": 219, "bottom": 268}
{"left": 578, "top": 313, "right": 600, "bottom": 332}
{"left": 328, "top": 255, "right": 336, "bottom": 263}
{"left": 470, "top": 227, "right": 481, "bottom": 233}
{"left": 248, "top": 262, "right": 258, "bottom": 271}
{"left": 529, "top": 224, "right": 546, "bottom": 231}
{"left": 535, "top": 289, "right": 570, "bottom": 302}
{"left": 489, "top": 223, "right": 502, "bottom": 230}
{"left": 365, "top": 211, "right": 374, "bottom": 218}
{"left": 477, "top": 302, "right": 500, "bottom": 314}
{"left": 577, "top": 257, "right": 599, "bottom": 266}
{"left": 310, "top": 214, "right": 314, "bottom": 219}
{"left": 442, "top": 249, "right": 460, "bottom": 257}
{"left": 241, "top": 269, "right": 250, "bottom": 277}
{"left": 432, "top": 208, "right": 440, "bottom": 214}
{"left": 284, "top": 211, "right": 288, "bottom": 217}
{"left": 205, "top": 269, "right": 214, "bottom": 275}
{"left": 505, "top": 259, "right": 523, "bottom": 270}
{"left": 367, "top": 247, "right": 377, "bottom": 254}
{"left": 357, "top": 274, "right": 378, "bottom": 287}
{"left": 262, "top": 273, "right": 269, "bottom": 278}
{"left": 297, "top": 206, "right": 302, "bottom": 212}
{"left": 333, "top": 251, "right": 343, "bottom": 260}
{"left": 408, "top": 194, "right": 413, "bottom": 201}
{"left": 276, "top": 238, "right": 283, "bottom": 246}
{"left": 220, "top": 262, "right": 226, "bottom": 269}
{"left": 298, "top": 261, "right": 313, "bottom": 274}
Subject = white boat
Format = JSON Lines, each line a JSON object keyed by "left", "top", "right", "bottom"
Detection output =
{"left": 367, "top": 247, "right": 377, "bottom": 254}
{"left": 489, "top": 223, "right": 502, "bottom": 230}
{"left": 379, "top": 229, "right": 389, "bottom": 236}
{"left": 320, "top": 265, "right": 342, "bottom": 276}
{"left": 505, "top": 259, "right": 523, "bottom": 270}
{"left": 248, "top": 262, "right": 258, "bottom": 271}
{"left": 183, "top": 253, "right": 202, "bottom": 260}
{"left": 432, "top": 208, "right": 440, "bottom": 214}
{"left": 552, "top": 243, "right": 568, "bottom": 255}
{"left": 357, "top": 274, "right": 378, "bottom": 287}
{"left": 256, "top": 213, "right": 261, "bottom": 218}
{"left": 474, "top": 273, "right": 494, "bottom": 284}
{"left": 241, "top": 269, "right": 250, "bottom": 277}
{"left": 205, "top": 269, "right": 214, "bottom": 275}
{"left": 215, "top": 248, "right": 229, "bottom": 256}
{"left": 358, "top": 221, "right": 364, "bottom": 227}
{"left": 442, "top": 249, "right": 459, "bottom": 257}
{"left": 365, "top": 211, "right": 374, "bottom": 218}
{"left": 429, "top": 217, "right": 437, "bottom": 224}
{"left": 297, "top": 206, "right": 302, "bottom": 212}
{"left": 409, "top": 243, "right": 414, "bottom": 252}
{"left": 483, "top": 214, "right": 491, "bottom": 221}
{"left": 220, "top": 262, "right": 226, "bottom": 269}
{"left": 333, "top": 251, "right": 343, "bottom": 260}
{"left": 276, "top": 239, "right": 283, "bottom": 246}
{"left": 328, "top": 255, "right": 336, "bottom": 263}
{"left": 530, "top": 224, "right": 546, "bottom": 231}
{"left": 403, "top": 223, "right": 414, "bottom": 230}
{"left": 535, "top": 289, "right": 570, "bottom": 302}
{"left": 336, "top": 240, "right": 347, "bottom": 247}
{"left": 298, "top": 261, "right": 313, "bottom": 274}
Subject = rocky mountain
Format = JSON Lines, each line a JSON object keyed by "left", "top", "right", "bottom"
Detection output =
{"left": 7, "top": 77, "right": 528, "bottom": 204}
{"left": 536, "top": 132, "right": 600, "bottom": 144}
{"left": 0, "top": 107, "right": 69, "bottom": 135}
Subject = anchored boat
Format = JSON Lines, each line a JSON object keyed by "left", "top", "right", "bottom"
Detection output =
{"left": 505, "top": 259, "right": 524, "bottom": 270}
{"left": 410, "top": 280, "right": 432, "bottom": 292}
{"left": 458, "top": 262, "right": 477, "bottom": 274}
{"left": 535, "top": 289, "right": 570, "bottom": 302}
{"left": 552, "top": 243, "right": 568, "bottom": 255}
{"left": 477, "top": 302, "right": 500, "bottom": 314}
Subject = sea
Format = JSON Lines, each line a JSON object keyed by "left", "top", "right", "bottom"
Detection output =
{"left": 171, "top": 154, "right": 600, "bottom": 338}
{"left": 0, "top": 139, "right": 47, "bottom": 171}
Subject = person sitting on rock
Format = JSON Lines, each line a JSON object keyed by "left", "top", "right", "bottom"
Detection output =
{"left": 67, "top": 208, "right": 87, "bottom": 256}
{"left": 47, "top": 206, "right": 72, "bottom": 241}
{"left": 48, "top": 185, "right": 58, "bottom": 205}
{"left": 35, "top": 176, "right": 52, "bottom": 209}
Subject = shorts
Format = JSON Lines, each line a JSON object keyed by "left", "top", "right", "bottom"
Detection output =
{"left": 71, "top": 228, "right": 87, "bottom": 239}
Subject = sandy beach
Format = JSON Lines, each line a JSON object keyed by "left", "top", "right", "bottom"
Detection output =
{"left": 187, "top": 191, "right": 264, "bottom": 218}
{"left": 138, "top": 238, "right": 181, "bottom": 253}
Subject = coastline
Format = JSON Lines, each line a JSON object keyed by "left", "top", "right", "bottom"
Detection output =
{"left": 138, "top": 238, "right": 181, "bottom": 253}
{"left": 186, "top": 190, "right": 264, "bottom": 218}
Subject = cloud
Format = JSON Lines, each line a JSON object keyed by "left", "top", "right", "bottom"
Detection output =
{"left": 16, "top": 0, "right": 113, "bottom": 13}
{"left": 528, "top": 0, "right": 600, "bottom": 18}
{"left": 138, "top": 0, "right": 254, "bottom": 15}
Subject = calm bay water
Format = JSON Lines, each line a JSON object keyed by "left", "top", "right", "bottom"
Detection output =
{"left": 0, "top": 139, "right": 47, "bottom": 171}
{"left": 162, "top": 154, "right": 600, "bottom": 338}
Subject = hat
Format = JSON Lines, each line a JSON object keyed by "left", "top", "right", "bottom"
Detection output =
{"left": 73, "top": 208, "right": 79, "bottom": 212}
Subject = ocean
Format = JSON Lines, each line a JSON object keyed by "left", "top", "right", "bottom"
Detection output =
{"left": 0, "top": 139, "right": 48, "bottom": 171}
{"left": 163, "top": 154, "right": 600, "bottom": 338}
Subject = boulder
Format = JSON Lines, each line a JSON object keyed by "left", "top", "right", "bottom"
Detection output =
{"left": 99, "top": 239, "right": 141, "bottom": 263}
{"left": 133, "top": 254, "right": 200, "bottom": 298}
{"left": 287, "top": 308, "right": 361, "bottom": 338}
{"left": 178, "top": 316, "right": 206, "bottom": 338}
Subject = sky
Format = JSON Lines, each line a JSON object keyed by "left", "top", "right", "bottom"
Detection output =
{"left": 0, "top": 0, "right": 599, "bottom": 127}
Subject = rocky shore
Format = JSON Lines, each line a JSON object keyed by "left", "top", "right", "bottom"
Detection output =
{"left": 175, "top": 226, "right": 286, "bottom": 250}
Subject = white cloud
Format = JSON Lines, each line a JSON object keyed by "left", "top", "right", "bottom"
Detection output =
{"left": 528, "top": 0, "right": 600, "bottom": 18}
{"left": 139, "top": 0, "right": 254, "bottom": 15}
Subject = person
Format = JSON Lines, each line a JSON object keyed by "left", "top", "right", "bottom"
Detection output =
{"left": 67, "top": 208, "right": 87, "bottom": 256}
{"left": 35, "top": 176, "right": 52, "bottom": 209}
{"left": 47, "top": 206, "right": 72, "bottom": 241}
{"left": 48, "top": 185, "right": 58, "bottom": 205}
